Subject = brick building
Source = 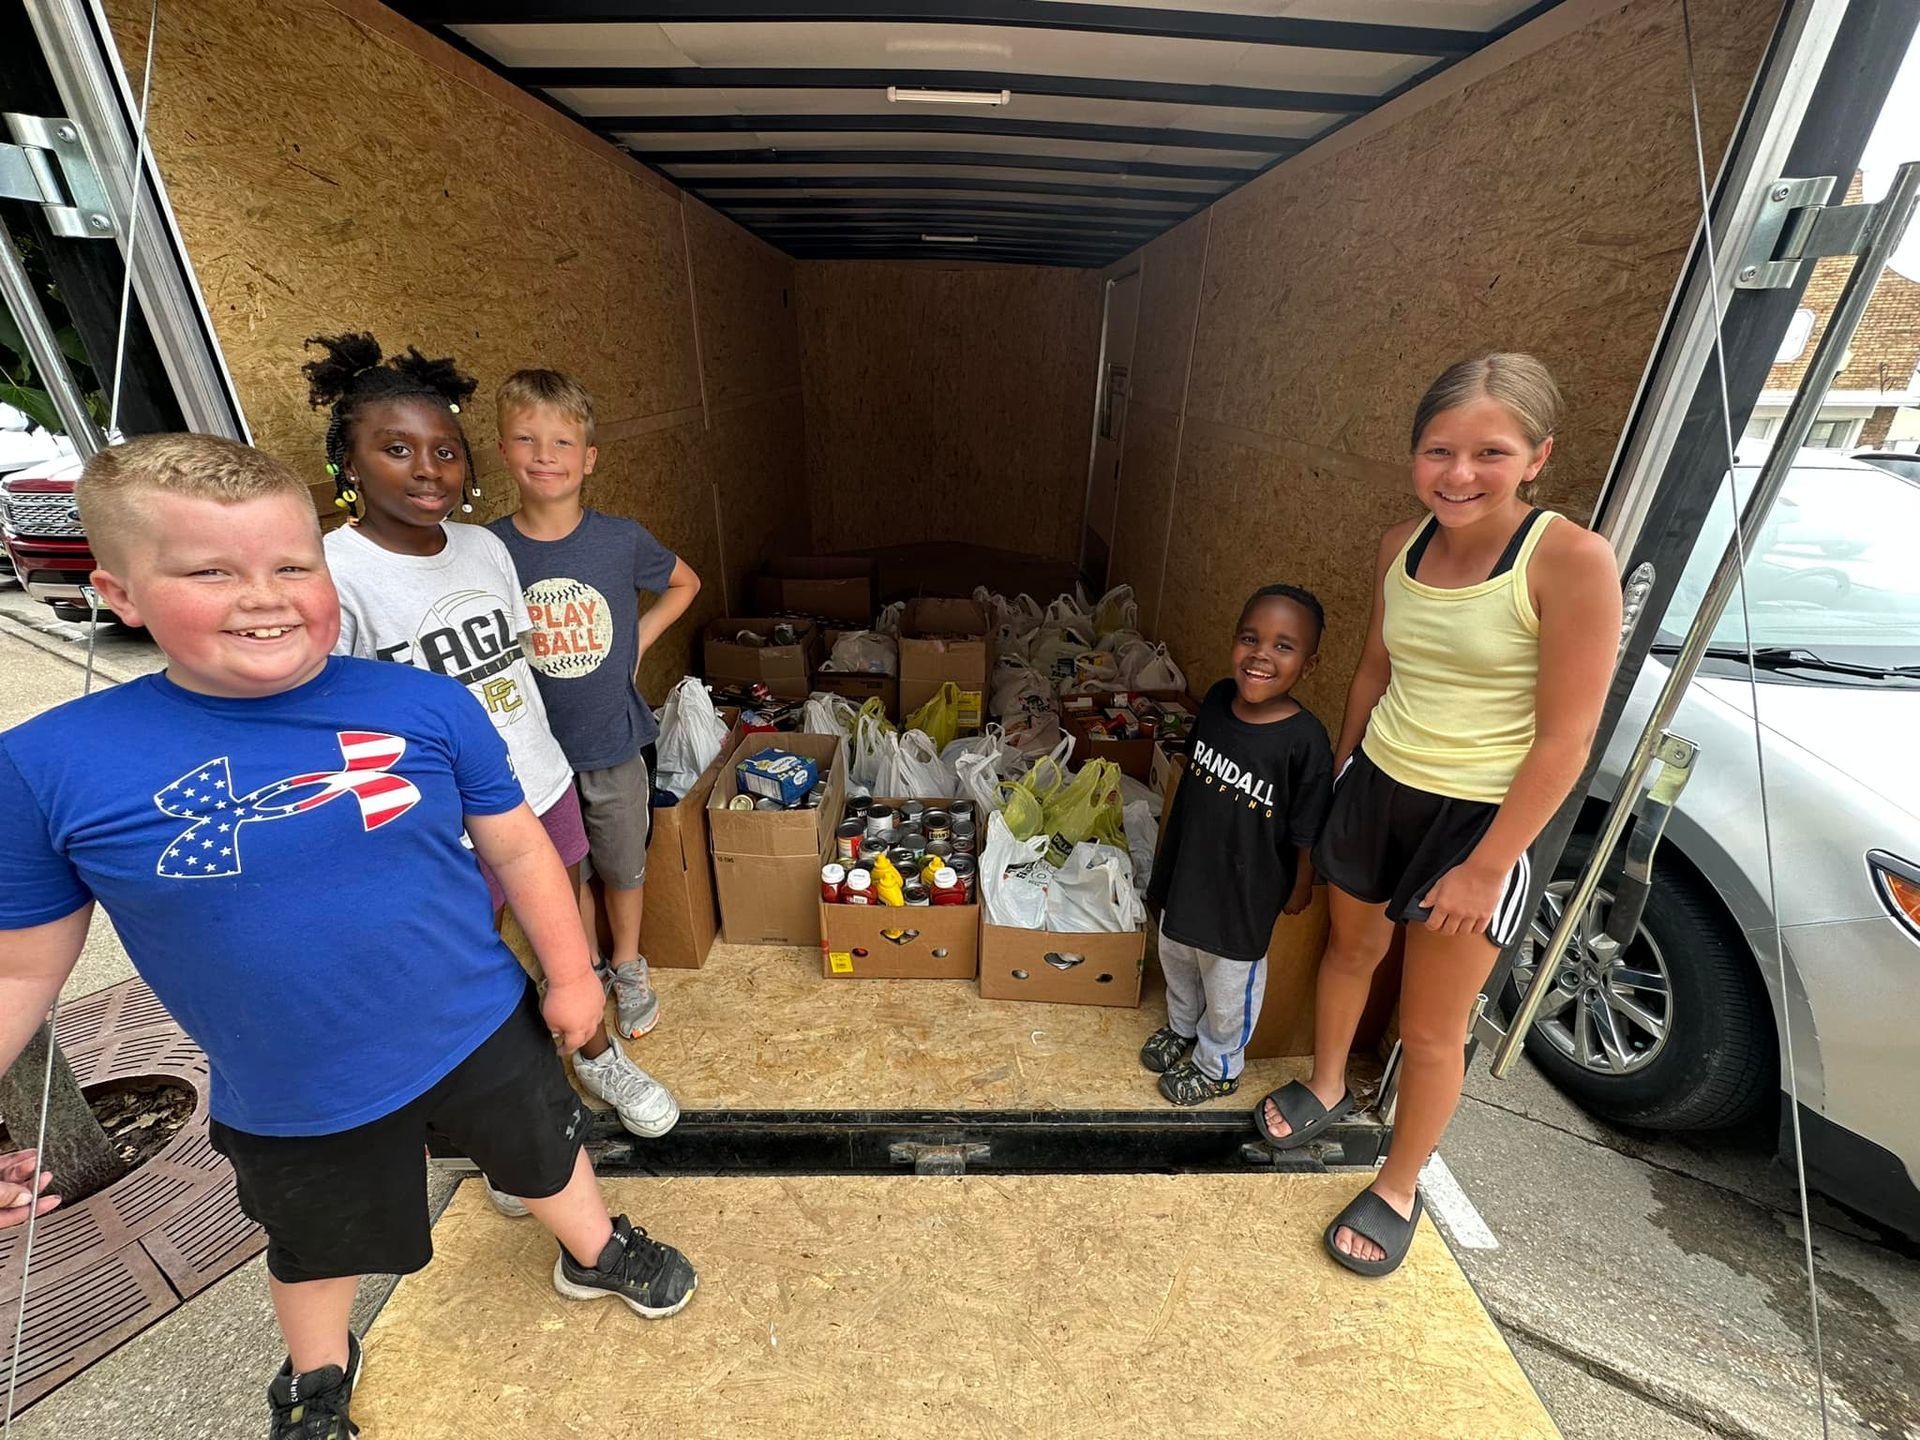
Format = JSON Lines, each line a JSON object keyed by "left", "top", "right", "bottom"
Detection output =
{"left": 1747, "top": 175, "right": 1920, "bottom": 454}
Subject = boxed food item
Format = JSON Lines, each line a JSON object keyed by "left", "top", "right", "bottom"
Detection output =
{"left": 898, "top": 598, "right": 993, "bottom": 734}
{"left": 708, "top": 732, "right": 847, "bottom": 947}
{"left": 737, "top": 749, "right": 821, "bottom": 807}
{"left": 704, "top": 618, "right": 822, "bottom": 701}
{"left": 819, "top": 796, "right": 979, "bottom": 979}
{"left": 753, "top": 556, "right": 878, "bottom": 626}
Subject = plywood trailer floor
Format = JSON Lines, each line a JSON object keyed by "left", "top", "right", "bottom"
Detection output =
{"left": 355, "top": 1174, "right": 1558, "bottom": 1440}
{"left": 599, "top": 943, "right": 1367, "bottom": 1118}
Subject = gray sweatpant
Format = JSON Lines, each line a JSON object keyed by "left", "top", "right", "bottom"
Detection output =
{"left": 1159, "top": 934, "right": 1268, "bottom": 1082}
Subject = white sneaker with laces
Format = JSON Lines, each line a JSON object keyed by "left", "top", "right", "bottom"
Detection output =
{"left": 484, "top": 1179, "right": 530, "bottom": 1218}
{"left": 573, "top": 1043, "right": 680, "bottom": 1138}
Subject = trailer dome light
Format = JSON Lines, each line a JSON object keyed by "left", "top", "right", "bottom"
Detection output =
{"left": 888, "top": 86, "right": 1012, "bottom": 107}
{"left": 921, "top": 234, "right": 978, "bottom": 244}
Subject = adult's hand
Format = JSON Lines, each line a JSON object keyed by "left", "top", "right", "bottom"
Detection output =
{"left": 0, "top": 1150, "right": 60, "bottom": 1227}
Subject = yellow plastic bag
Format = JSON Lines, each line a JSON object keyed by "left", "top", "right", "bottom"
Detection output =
{"left": 997, "top": 754, "right": 1066, "bottom": 843}
{"left": 905, "top": 681, "right": 962, "bottom": 753}
{"left": 1040, "top": 759, "right": 1127, "bottom": 866}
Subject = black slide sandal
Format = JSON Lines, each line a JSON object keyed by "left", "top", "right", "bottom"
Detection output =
{"left": 1252, "top": 1080, "right": 1355, "bottom": 1149}
{"left": 1324, "top": 1189, "right": 1424, "bottom": 1278}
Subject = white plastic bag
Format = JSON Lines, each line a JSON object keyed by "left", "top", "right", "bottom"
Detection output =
{"left": 849, "top": 707, "right": 899, "bottom": 797}
{"left": 943, "top": 723, "right": 1009, "bottom": 769}
{"left": 802, "top": 692, "right": 858, "bottom": 739}
{"left": 993, "top": 622, "right": 1033, "bottom": 663}
{"left": 1004, "top": 708, "right": 1064, "bottom": 759}
{"left": 1030, "top": 625, "right": 1092, "bottom": 692}
{"left": 1123, "top": 799, "right": 1159, "bottom": 899}
{"left": 1133, "top": 643, "right": 1187, "bottom": 693}
{"left": 655, "top": 676, "right": 730, "bottom": 796}
{"left": 991, "top": 658, "right": 1053, "bottom": 722}
{"left": 1117, "top": 769, "right": 1164, "bottom": 819}
{"left": 1093, "top": 584, "right": 1139, "bottom": 637}
{"left": 1046, "top": 841, "right": 1145, "bottom": 933}
{"left": 981, "top": 812, "right": 1051, "bottom": 929}
{"left": 1045, "top": 594, "right": 1093, "bottom": 631}
{"left": 874, "top": 600, "right": 905, "bottom": 636}
{"left": 827, "top": 629, "right": 897, "bottom": 676}
{"left": 1072, "top": 650, "right": 1124, "bottom": 693}
{"left": 955, "top": 749, "right": 1007, "bottom": 817}
{"left": 893, "top": 729, "right": 957, "bottom": 798}
{"left": 1111, "top": 636, "right": 1160, "bottom": 685}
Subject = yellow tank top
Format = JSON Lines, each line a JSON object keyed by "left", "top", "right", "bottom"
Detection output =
{"left": 1363, "top": 509, "right": 1558, "bottom": 804}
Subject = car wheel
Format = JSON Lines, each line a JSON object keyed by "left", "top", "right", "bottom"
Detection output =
{"left": 1503, "top": 832, "right": 1776, "bottom": 1131}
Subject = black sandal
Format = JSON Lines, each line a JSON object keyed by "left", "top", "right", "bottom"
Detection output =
{"left": 1252, "top": 1079, "right": 1354, "bottom": 1149}
{"left": 1324, "top": 1189, "right": 1424, "bottom": 1278}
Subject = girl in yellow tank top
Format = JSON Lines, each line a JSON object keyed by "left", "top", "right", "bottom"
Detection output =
{"left": 1252, "top": 354, "right": 1621, "bottom": 1278}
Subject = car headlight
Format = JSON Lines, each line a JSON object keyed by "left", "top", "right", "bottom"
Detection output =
{"left": 1868, "top": 851, "right": 1920, "bottom": 944}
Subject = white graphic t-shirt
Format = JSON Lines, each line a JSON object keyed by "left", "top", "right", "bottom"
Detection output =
{"left": 326, "top": 521, "right": 574, "bottom": 814}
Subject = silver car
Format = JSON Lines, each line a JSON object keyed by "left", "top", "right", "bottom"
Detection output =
{"left": 1511, "top": 451, "right": 1920, "bottom": 1237}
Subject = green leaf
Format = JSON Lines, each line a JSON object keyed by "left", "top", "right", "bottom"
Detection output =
{"left": 54, "top": 325, "right": 92, "bottom": 367}
{"left": 0, "top": 383, "right": 63, "bottom": 432}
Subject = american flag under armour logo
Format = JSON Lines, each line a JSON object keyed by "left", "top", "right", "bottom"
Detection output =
{"left": 153, "top": 731, "right": 422, "bottom": 879}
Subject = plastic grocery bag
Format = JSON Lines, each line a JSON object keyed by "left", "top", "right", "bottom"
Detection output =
{"left": 848, "top": 700, "right": 899, "bottom": 797}
{"left": 981, "top": 812, "right": 1051, "bottom": 929}
{"left": 1039, "top": 758, "right": 1128, "bottom": 863}
{"left": 1046, "top": 842, "right": 1145, "bottom": 933}
{"left": 1072, "top": 650, "right": 1123, "bottom": 693}
{"left": 1111, "top": 636, "right": 1160, "bottom": 685}
{"left": 893, "top": 729, "right": 957, "bottom": 798}
{"left": 1030, "top": 625, "right": 1093, "bottom": 692}
{"left": 802, "top": 691, "right": 859, "bottom": 739}
{"left": 905, "top": 681, "right": 964, "bottom": 753}
{"left": 1117, "top": 769, "right": 1164, "bottom": 819}
{"left": 874, "top": 600, "right": 905, "bottom": 636}
{"left": 998, "top": 751, "right": 1069, "bottom": 842}
{"left": 655, "top": 676, "right": 731, "bottom": 796}
{"left": 1093, "top": 584, "right": 1139, "bottom": 637}
{"left": 1133, "top": 643, "right": 1186, "bottom": 693}
{"left": 1004, "top": 708, "right": 1064, "bottom": 760}
{"left": 827, "top": 629, "right": 898, "bottom": 676}
{"left": 943, "top": 723, "right": 1009, "bottom": 770}
{"left": 956, "top": 749, "right": 1007, "bottom": 817}
{"left": 1123, "top": 799, "right": 1160, "bottom": 899}
{"left": 990, "top": 658, "right": 1053, "bottom": 722}
{"left": 993, "top": 622, "right": 1033, "bottom": 662}
{"left": 1045, "top": 594, "right": 1094, "bottom": 631}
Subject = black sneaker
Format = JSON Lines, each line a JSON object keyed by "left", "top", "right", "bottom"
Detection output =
{"left": 552, "top": 1214, "right": 697, "bottom": 1318}
{"left": 1138, "top": 1026, "right": 1195, "bottom": 1074}
{"left": 1159, "top": 1058, "right": 1240, "bottom": 1107}
{"left": 267, "top": 1332, "right": 361, "bottom": 1439}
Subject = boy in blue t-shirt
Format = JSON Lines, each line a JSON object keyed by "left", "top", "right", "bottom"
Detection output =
{"left": 0, "top": 435, "right": 697, "bottom": 1440}
{"left": 487, "top": 369, "right": 703, "bottom": 1041}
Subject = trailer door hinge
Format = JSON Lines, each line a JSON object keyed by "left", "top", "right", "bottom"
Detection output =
{"left": 889, "top": 1141, "right": 989, "bottom": 1176}
{"left": 0, "top": 114, "right": 116, "bottom": 239}
{"left": 1735, "top": 176, "right": 1878, "bottom": 290}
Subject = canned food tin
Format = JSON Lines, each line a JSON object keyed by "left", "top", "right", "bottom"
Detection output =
{"left": 865, "top": 804, "right": 896, "bottom": 836}
{"left": 727, "top": 794, "right": 756, "bottom": 811}
{"left": 951, "top": 814, "right": 976, "bottom": 838}
{"left": 949, "top": 854, "right": 978, "bottom": 900}
{"left": 922, "top": 809, "right": 952, "bottom": 842}
{"left": 903, "top": 880, "right": 931, "bottom": 907}
{"left": 952, "top": 832, "right": 977, "bottom": 857}
{"left": 897, "top": 828, "right": 926, "bottom": 857}
{"left": 845, "top": 795, "right": 872, "bottom": 819}
{"left": 949, "top": 800, "right": 977, "bottom": 825}
{"left": 804, "top": 784, "right": 825, "bottom": 809}
{"left": 925, "top": 838, "right": 954, "bottom": 863}
{"left": 821, "top": 863, "right": 846, "bottom": 902}
{"left": 888, "top": 845, "right": 918, "bottom": 873}
{"left": 858, "top": 837, "right": 887, "bottom": 863}
{"left": 899, "top": 800, "right": 926, "bottom": 826}
{"left": 872, "top": 827, "right": 900, "bottom": 850}
{"left": 835, "top": 819, "right": 864, "bottom": 861}
{"left": 754, "top": 797, "right": 785, "bottom": 811}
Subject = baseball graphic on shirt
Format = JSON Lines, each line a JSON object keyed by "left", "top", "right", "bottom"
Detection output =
{"left": 525, "top": 577, "right": 613, "bottom": 679}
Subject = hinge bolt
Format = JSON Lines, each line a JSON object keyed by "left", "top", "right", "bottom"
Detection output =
{"left": 57, "top": 125, "right": 77, "bottom": 143}
{"left": 1771, "top": 183, "right": 1791, "bottom": 201}
{"left": 87, "top": 213, "right": 111, "bottom": 232}
{"left": 1738, "top": 265, "right": 1759, "bottom": 282}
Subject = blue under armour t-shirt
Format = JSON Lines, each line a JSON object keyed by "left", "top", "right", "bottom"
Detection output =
{"left": 0, "top": 655, "right": 529, "bottom": 1137}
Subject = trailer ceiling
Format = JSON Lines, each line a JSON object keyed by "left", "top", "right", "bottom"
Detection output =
{"left": 383, "top": 1, "right": 1569, "bottom": 267}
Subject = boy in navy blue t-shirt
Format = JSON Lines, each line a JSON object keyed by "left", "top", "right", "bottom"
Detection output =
{"left": 0, "top": 435, "right": 696, "bottom": 1440}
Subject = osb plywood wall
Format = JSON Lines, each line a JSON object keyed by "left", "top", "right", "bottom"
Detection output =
{"left": 1103, "top": 0, "right": 1773, "bottom": 724}
{"left": 103, "top": 0, "right": 806, "bottom": 697}
{"left": 796, "top": 263, "right": 1104, "bottom": 563}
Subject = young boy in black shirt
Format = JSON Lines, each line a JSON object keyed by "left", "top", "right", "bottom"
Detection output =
{"left": 1144, "top": 585, "right": 1335, "bottom": 1105}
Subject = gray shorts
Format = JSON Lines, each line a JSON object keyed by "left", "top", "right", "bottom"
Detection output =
{"left": 575, "top": 748, "right": 653, "bottom": 890}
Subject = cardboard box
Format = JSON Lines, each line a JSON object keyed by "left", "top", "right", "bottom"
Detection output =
{"left": 709, "top": 732, "right": 847, "bottom": 946}
{"left": 811, "top": 670, "right": 898, "bottom": 721}
{"left": 754, "top": 556, "right": 878, "bottom": 626}
{"left": 979, "top": 922, "right": 1146, "bottom": 1008}
{"left": 635, "top": 718, "right": 740, "bottom": 970}
{"left": 898, "top": 598, "right": 993, "bottom": 733}
{"left": 704, "top": 618, "right": 822, "bottom": 701}
{"left": 820, "top": 797, "right": 979, "bottom": 979}
{"left": 1064, "top": 694, "right": 1197, "bottom": 782}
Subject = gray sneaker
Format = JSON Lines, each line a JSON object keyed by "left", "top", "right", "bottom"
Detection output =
{"left": 484, "top": 1179, "right": 530, "bottom": 1218}
{"left": 573, "top": 1042, "right": 679, "bottom": 1138}
{"left": 610, "top": 958, "right": 660, "bottom": 1039}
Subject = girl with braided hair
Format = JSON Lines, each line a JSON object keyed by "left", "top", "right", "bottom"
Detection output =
{"left": 309, "top": 332, "right": 681, "bottom": 1147}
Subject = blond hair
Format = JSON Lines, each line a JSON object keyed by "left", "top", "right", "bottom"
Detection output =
{"left": 78, "top": 433, "right": 312, "bottom": 567}
{"left": 1411, "top": 353, "right": 1563, "bottom": 499}
{"left": 497, "top": 368, "right": 597, "bottom": 445}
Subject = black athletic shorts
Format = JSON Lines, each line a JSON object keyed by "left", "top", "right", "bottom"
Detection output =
{"left": 1312, "top": 748, "right": 1535, "bottom": 947}
{"left": 210, "top": 981, "right": 587, "bottom": 1284}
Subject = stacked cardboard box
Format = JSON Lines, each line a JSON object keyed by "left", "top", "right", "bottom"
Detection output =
{"left": 704, "top": 618, "right": 823, "bottom": 701}
{"left": 898, "top": 598, "right": 993, "bottom": 734}
{"left": 708, "top": 731, "right": 846, "bottom": 946}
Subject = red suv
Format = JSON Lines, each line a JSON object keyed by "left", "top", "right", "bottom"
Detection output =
{"left": 0, "top": 456, "right": 107, "bottom": 622}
